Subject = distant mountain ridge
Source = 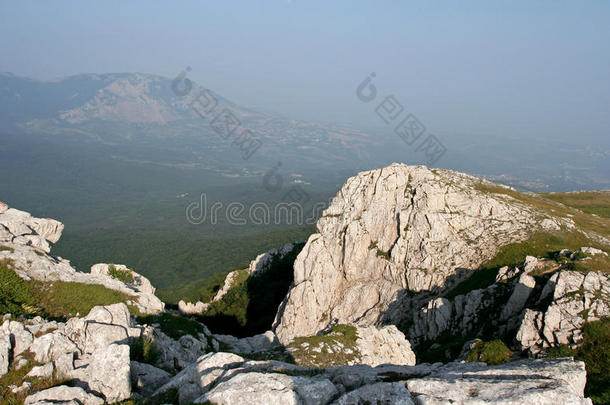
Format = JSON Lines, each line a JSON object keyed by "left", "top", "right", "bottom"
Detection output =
{"left": 0, "top": 71, "right": 386, "bottom": 181}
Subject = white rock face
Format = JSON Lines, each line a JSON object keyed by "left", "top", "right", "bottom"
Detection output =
{"left": 333, "top": 382, "right": 414, "bottom": 405}
{"left": 155, "top": 355, "right": 590, "bottom": 405}
{"left": 214, "top": 330, "right": 280, "bottom": 354}
{"left": 178, "top": 299, "right": 209, "bottom": 314}
{"left": 516, "top": 271, "right": 610, "bottom": 354}
{"left": 199, "top": 372, "right": 338, "bottom": 405}
{"left": 499, "top": 272, "right": 536, "bottom": 320}
{"left": 0, "top": 206, "right": 63, "bottom": 253}
{"left": 580, "top": 246, "right": 608, "bottom": 256}
{"left": 130, "top": 361, "right": 172, "bottom": 396}
{"left": 26, "top": 363, "right": 54, "bottom": 379}
{"left": 154, "top": 352, "right": 247, "bottom": 403}
{"left": 355, "top": 325, "right": 416, "bottom": 366}
{"left": 0, "top": 331, "right": 10, "bottom": 376}
{"left": 73, "top": 343, "right": 131, "bottom": 403}
{"left": 407, "top": 250, "right": 609, "bottom": 353}
{"left": 274, "top": 164, "right": 552, "bottom": 342}
{"left": 141, "top": 324, "right": 212, "bottom": 371}
{"left": 24, "top": 385, "right": 104, "bottom": 405}
{"left": 406, "top": 359, "right": 590, "bottom": 405}
{"left": 25, "top": 304, "right": 136, "bottom": 402}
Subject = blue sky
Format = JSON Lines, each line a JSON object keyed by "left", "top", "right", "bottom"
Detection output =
{"left": 1, "top": 0, "right": 609, "bottom": 143}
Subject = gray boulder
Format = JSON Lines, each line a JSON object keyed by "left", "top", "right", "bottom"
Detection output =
{"left": 24, "top": 385, "right": 103, "bottom": 405}
{"left": 71, "top": 343, "right": 131, "bottom": 403}
{"left": 0, "top": 331, "right": 10, "bottom": 376}
{"left": 333, "top": 382, "right": 413, "bottom": 405}
{"left": 406, "top": 358, "right": 590, "bottom": 404}
{"left": 130, "top": 360, "right": 172, "bottom": 396}
{"left": 197, "top": 372, "right": 338, "bottom": 405}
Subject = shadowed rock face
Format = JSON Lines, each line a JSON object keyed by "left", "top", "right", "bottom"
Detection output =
{"left": 273, "top": 164, "right": 568, "bottom": 343}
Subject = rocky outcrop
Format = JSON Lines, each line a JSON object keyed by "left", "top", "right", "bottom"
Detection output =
{"left": 274, "top": 164, "right": 567, "bottom": 343}
{"left": 355, "top": 325, "right": 416, "bottom": 367}
{"left": 405, "top": 251, "right": 609, "bottom": 357}
{"left": 91, "top": 263, "right": 164, "bottom": 313}
{"left": 178, "top": 300, "right": 209, "bottom": 314}
{"left": 0, "top": 331, "right": 10, "bottom": 376}
{"left": 0, "top": 203, "right": 164, "bottom": 314}
{"left": 141, "top": 324, "right": 213, "bottom": 370}
{"left": 25, "top": 386, "right": 104, "bottom": 405}
{"left": 130, "top": 361, "right": 172, "bottom": 396}
{"left": 214, "top": 330, "right": 280, "bottom": 354}
{"left": 154, "top": 353, "right": 589, "bottom": 404}
{"left": 405, "top": 358, "right": 590, "bottom": 404}
{"left": 516, "top": 270, "right": 610, "bottom": 354}
{"left": 0, "top": 204, "right": 63, "bottom": 254}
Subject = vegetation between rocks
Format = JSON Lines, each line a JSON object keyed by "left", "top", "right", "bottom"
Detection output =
{"left": 1, "top": 258, "right": 133, "bottom": 320}
{"left": 548, "top": 319, "right": 610, "bottom": 405}
{"left": 465, "top": 339, "right": 512, "bottom": 365}
{"left": 286, "top": 324, "right": 361, "bottom": 368}
{"left": 108, "top": 264, "right": 135, "bottom": 284}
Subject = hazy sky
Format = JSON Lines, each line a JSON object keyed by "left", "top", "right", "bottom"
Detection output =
{"left": 1, "top": 1, "right": 609, "bottom": 144}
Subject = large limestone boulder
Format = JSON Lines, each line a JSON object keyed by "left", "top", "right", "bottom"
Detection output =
{"left": 516, "top": 271, "right": 610, "bottom": 354}
{"left": 71, "top": 343, "right": 132, "bottom": 403}
{"left": 0, "top": 331, "right": 10, "bottom": 376}
{"left": 155, "top": 355, "right": 590, "bottom": 405}
{"left": 154, "top": 352, "right": 246, "bottom": 403}
{"left": 213, "top": 330, "right": 280, "bottom": 354}
{"left": 62, "top": 303, "right": 137, "bottom": 355}
{"left": 130, "top": 360, "right": 172, "bottom": 396}
{"left": 141, "top": 325, "right": 211, "bottom": 371}
{"left": 27, "top": 304, "right": 136, "bottom": 402}
{"left": 406, "top": 358, "right": 590, "bottom": 404}
{"left": 274, "top": 164, "right": 556, "bottom": 342}
{"left": 355, "top": 325, "right": 416, "bottom": 366}
{"left": 198, "top": 372, "right": 338, "bottom": 405}
{"left": 333, "top": 382, "right": 413, "bottom": 405}
{"left": 0, "top": 206, "right": 63, "bottom": 253}
{"left": 24, "top": 385, "right": 103, "bottom": 405}
{"left": 1, "top": 319, "right": 34, "bottom": 358}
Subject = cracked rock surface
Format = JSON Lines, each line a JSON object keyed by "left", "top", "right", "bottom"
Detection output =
{"left": 274, "top": 164, "right": 561, "bottom": 342}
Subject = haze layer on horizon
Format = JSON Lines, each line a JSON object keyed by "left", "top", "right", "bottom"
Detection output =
{"left": 1, "top": 0, "right": 609, "bottom": 145}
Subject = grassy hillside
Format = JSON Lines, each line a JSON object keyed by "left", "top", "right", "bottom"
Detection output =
{"left": 0, "top": 258, "right": 135, "bottom": 319}
{"left": 543, "top": 191, "right": 610, "bottom": 219}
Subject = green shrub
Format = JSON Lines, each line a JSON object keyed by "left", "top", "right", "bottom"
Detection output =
{"left": 0, "top": 259, "right": 38, "bottom": 316}
{"left": 547, "top": 344, "right": 576, "bottom": 358}
{"left": 137, "top": 313, "right": 207, "bottom": 340}
{"left": 130, "top": 336, "right": 161, "bottom": 366}
{"left": 578, "top": 319, "right": 610, "bottom": 404}
{"left": 547, "top": 320, "right": 610, "bottom": 404}
{"left": 108, "top": 264, "right": 135, "bottom": 284}
{"left": 466, "top": 339, "right": 512, "bottom": 365}
{"left": 36, "top": 281, "right": 132, "bottom": 319}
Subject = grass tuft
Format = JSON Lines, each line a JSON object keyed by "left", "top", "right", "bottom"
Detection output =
{"left": 108, "top": 263, "right": 135, "bottom": 284}
{"left": 465, "top": 339, "right": 512, "bottom": 365}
